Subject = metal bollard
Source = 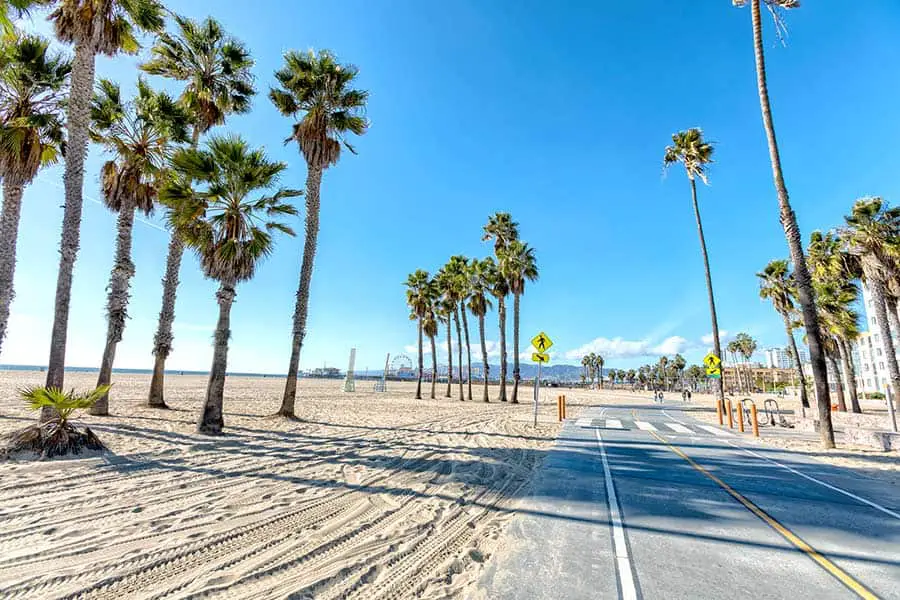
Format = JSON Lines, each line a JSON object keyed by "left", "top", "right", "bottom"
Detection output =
{"left": 751, "top": 404, "right": 760, "bottom": 437}
{"left": 726, "top": 399, "right": 734, "bottom": 429}
{"left": 717, "top": 400, "right": 723, "bottom": 425}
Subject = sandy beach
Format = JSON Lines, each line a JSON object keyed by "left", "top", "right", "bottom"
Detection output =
{"left": 0, "top": 371, "right": 594, "bottom": 599}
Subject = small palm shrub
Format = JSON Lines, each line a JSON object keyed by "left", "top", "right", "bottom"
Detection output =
{"left": 1, "top": 385, "right": 110, "bottom": 459}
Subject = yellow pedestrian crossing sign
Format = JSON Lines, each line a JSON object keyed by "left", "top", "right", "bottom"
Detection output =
{"left": 704, "top": 352, "right": 722, "bottom": 378}
{"left": 531, "top": 332, "right": 553, "bottom": 353}
{"left": 532, "top": 352, "right": 550, "bottom": 364}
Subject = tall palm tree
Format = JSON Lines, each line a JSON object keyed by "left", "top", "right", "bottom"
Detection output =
{"left": 88, "top": 78, "right": 189, "bottom": 416}
{"left": 468, "top": 257, "right": 495, "bottom": 402}
{"left": 447, "top": 255, "right": 473, "bottom": 400}
{"left": 270, "top": 49, "right": 368, "bottom": 418}
{"left": 483, "top": 212, "right": 519, "bottom": 402}
{"left": 673, "top": 353, "right": 687, "bottom": 390}
{"left": 499, "top": 240, "right": 538, "bottom": 404}
{"left": 664, "top": 128, "right": 725, "bottom": 409}
{"left": 405, "top": 269, "right": 431, "bottom": 400}
{"left": 423, "top": 301, "right": 438, "bottom": 400}
{"left": 734, "top": 0, "right": 833, "bottom": 448}
{"left": 596, "top": 354, "right": 605, "bottom": 389}
{"left": 0, "top": 33, "right": 69, "bottom": 356}
{"left": 1, "top": 1, "right": 40, "bottom": 40}
{"left": 757, "top": 259, "right": 810, "bottom": 408}
{"left": 735, "top": 332, "right": 757, "bottom": 392}
{"left": 811, "top": 280, "right": 858, "bottom": 412}
{"left": 162, "top": 134, "right": 299, "bottom": 433}
{"left": 842, "top": 197, "right": 900, "bottom": 411}
{"left": 141, "top": 14, "right": 255, "bottom": 408}
{"left": 44, "top": 0, "right": 165, "bottom": 393}
{"left": 435, "top": 293, "right": 454, "bottom": 398}
{"left": 658, "top": 356, "right": 669, "bottom": 391}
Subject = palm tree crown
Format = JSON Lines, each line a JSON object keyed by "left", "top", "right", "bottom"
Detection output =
{"left": 482, "top": 212, "right": 520, "bottom": 254}
{"left": 501, "top": 240, "right": 539, "bottom": 295}
{"left": 141, "top": 14, "right": 255, "bottom": 137}
{"left": 50, "top": 0, "right": 164, "bottom": 56}
{"left": 269, "top": 49, "right": 368, "bottom": 169}
{"left": 663, "top": 128, "right": 714, "bottom": 183}
{"left": 90, "top": 78, "right": 189, "bottom": 215}
{"left": 162, "top": 135, "right": 301, "bottom": 282}
{"left": 757, "top": 259, "right": 795, "bottom": 316}
{"left": 0, "top": 32, "right": 69, "bottom": 186}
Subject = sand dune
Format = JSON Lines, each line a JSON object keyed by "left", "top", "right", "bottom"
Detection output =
{"left": 0, "top": 371, "right": 594, "bottom": 599}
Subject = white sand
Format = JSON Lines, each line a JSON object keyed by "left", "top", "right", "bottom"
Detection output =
{"left": 0, "top": 371, "right": 592, "bottom": 599}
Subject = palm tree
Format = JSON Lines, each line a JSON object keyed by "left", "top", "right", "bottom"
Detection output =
{"left": 734, "top": 0, "right": 833, "bottom": 448}
{"left": 88, "top": 78, "right": 189, "bottom": 416}
{"left": 658, "top": 356, "right": 669, "bottom": 391}
{"left": 162, "top": 135, "right": 299, "bottom": 433}
{"left": 483, "top": 212, "right": 519, "bottom": 402}
{"left": 663, "top": 128, "right": 725, "bottom": 410}
{"left": 673, "top": 353, "right": 687, "bottom": 390}
{"left": 44, "top": 0, "right": 165, "bottom": 393}
{"left": 270, "top": 49, "right": 369, "bottom": 418}
{"left": 758, "top": 259, "right": 810, "bottom": 408}
{"left": 405, "top": 269, "right": 431, "bottom": 400}
{"left": 435, "top": 294, "right": 454, "bottom": 398}
{"left": 735, "top": 332, "right": 757, "bottom": 392}
{"left": 581, "top": 355, "right": 591, "bottom": 387}
{"left": 808, "top": 230, "right": 863, "bottom": 412}
{"left": 468, "top": 257, "right": 495, "bottom": 402}
{"left": 811, "top": 280, "right": 858, "bottom": 412}
{"left": 842, "top": 197, "right": 900, "bottom": 411}
{"left": 141, "top": 14, "right": 255, "bottom": 408}
{"left": 0, "top": 33, "right": 69, "bottom": 356}
{"left": 1, "top": 1, "right": 40, "bottom": 40}
{"left": 596, "top": 354, "right": 605, "bottom": 389}
{"left": 448, "top": 255, "right": 473, "bottom": 400}
{"left": 499, "top": 240, "right": 538, "bottom": 404}
{"left": 726, "top": 340, "right": 742, "bottom": 393}
{"left": 423, "top": 301, "right": 438, "bottom": 400}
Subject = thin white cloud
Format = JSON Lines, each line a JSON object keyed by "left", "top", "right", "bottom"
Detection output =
{"left": 701, "top": 330, "right": 736, "bottom": 346}
{"left": 563, "top": 337, "right": 655, "bottom": 360}
{"left": 651, "top": 336, "right": 688, "bottom": 355}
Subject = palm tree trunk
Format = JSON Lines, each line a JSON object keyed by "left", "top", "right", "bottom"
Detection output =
{"left": 783, "top": 315, "right": 810, "bottom": 408}
{"left": 883, "top": 293, "right": 900, "bottom": 411}
{"left": 828, "top": 354, "right": 846, "bottom": 412}
{"left": 92, "top": 206, "right": 137, "bottom": 416}
{"left": 838, "top": 338, "right": 860, "bottom": 413}
{"left": 44, "top": 38, "right": 97, "bottom": 402}
{"left": 453, "top": 305, "right": 463, "bottom": 401}
{"left": 689, "top": 177, "right": 726, "bottom": 411}
{"left": 280, "top": 165, "right": 323, "bottom": 417}
{"left": 511, "top": 292, "right": 521, "bottom": 404}
{"left": 199, "top": 280, "right": 236, "bottom": 434}
{"left": 429, "top": 334, "right": 437, "bottom": 399}
{"left": 0, "top": 179, "right": 25, "bottom": 355}
{"left": 148, "top": 234, "right": 182, "bottom": 408}
{"left": 498, "top": 296, "right": 507, "bottom": 402}
{"left": 479, "top": 313, "right": 489, "bottom": 402}
{"left": 750, "top": 0, "right": 833, "bottom": 448}
{"left": 147, "top": 126, "right": 200, "bottom": 409}
{"left": 445, "top": 319, "right": 453, "bottom": 398}
{"left": 599, "top": 364, "right": 604, "bottom": 389}
{"left": 415, "top": 318, "right": 423, "bottom": 400}
{"left": 461, "top": 307, "right": 473, "bottom": 401}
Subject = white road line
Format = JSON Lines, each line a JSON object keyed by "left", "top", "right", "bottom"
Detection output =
{"left": 665, "top": 423, "right": 692, "bottom": 434}
{"left": 635, "top": 421, "right": 657, "bottom": 432}
{"left": 698, "top": 424, "right": 733, "bottom": 437}
{"left": 595, "top": 429, "right": 638, "bottom": 600}
{"left": 726, "top": 441, "right": 900, "bottom": 521}
{"left": 606, "top": 419, "right": 624, "bottom": 429}
{"left": 575, "top": 418, "right": 592, "bottom": 427}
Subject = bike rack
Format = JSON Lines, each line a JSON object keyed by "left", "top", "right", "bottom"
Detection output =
{"left": 740, "top": 398, "right": 755, "bottom": 426}
{"left": 763, "top": 398, "right": 791, "bottom": 427}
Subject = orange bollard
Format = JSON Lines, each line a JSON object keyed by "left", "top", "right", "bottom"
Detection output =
{"left": 726, "top": 399, "right": 734, "bottom": 429}
{"left": 557, "top": 396, "right": 562, "bottom": 422}
{"left": 738, "top": 406, "right": 745, "bottom": 433}
{"left": 561, "top": 395, "right": 566, "bottom": 420}
{"left": 717, "top": 400, "right": 723, "bottom": 425}
{"left": 751, "top": 404, "right": 760, "bottom": 437}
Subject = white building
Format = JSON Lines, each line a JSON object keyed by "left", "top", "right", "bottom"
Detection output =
{"left": 852, "top": 283, "right": 898, "bottom": 394}
{"left": 764, "top": 347, "right": 808, "bottom": 370}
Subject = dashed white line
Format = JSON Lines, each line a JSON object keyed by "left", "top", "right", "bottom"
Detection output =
{"left": 635, "top": 421, "right": 657, "bottom": 432}
{"left": 726, "top": 441, "right": 900, "bottom": 521}
{"left": 606, "top": 419, "right": 624, "bottom": 429}
{"left": 665, "top": 423, "right": 692, "bottom": 434}
{"left": 595, "top": 428, "right": 638, "bottom": 600}
{"left": 698, "top": 424, "right": 733, "bottom": 437}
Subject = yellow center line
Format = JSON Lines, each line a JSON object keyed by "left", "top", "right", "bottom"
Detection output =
{"left": 631, "top": 409, "right": 878, "bottom": 600}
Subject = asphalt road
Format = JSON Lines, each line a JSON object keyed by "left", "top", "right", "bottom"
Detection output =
{"left": 480, "top": 400, "right": 900, "bottom": 599}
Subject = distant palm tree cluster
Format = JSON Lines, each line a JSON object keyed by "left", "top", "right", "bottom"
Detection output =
{"left": 758, "top": 199, "right": 900, "bottom": 419}
{"left": 725, "top": 333, "right": 758, "bottom": 396}
{"left": 405, "top": 213, "right": 537, "bottom": 404}
{"left": 0, "top": 1, "right": 368, "bottom": 436}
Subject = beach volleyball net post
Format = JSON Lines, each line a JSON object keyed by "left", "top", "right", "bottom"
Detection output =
{"left": 374, "top": 353, "right": 389, "bottom": 392}
{"left": 343, "top": 348, "right": 356, "bottom": 392}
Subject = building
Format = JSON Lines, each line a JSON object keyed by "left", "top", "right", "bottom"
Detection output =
{"left": 721, "top": 366, "right": 797, "bottom": 393}
{"left": 850, "top": 282, "right": 899, "bottom": 394}
{"left": 763, "top": 346, "right": 808, "bottom": 370}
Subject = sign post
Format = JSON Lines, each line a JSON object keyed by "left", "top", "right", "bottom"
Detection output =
{"left": 530, "top": 332, "right": 553, "bottom": 427}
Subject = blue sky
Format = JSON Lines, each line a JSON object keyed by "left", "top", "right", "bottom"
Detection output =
{"left": 6, "top": 1, "right": 900, "bottom": 374}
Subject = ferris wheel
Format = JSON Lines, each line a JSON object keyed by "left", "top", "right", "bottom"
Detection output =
{"left": 390, "top": 354, "right": 414, "bottom": 375}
